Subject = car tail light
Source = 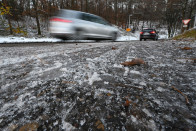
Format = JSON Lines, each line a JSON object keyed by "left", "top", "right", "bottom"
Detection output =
{"left": 140, "top": 32, "right": 143, "bottom": 35}
{"left": 150, "top": 31, "right": 155, "bottom": 34}
{"left": 50, "top": 18, "right": 72, "bottom": 23}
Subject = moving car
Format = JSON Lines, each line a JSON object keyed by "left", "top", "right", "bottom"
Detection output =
{"left": 140, "top": 28, "right": 158, "bottom": 41}
{"left": 49, "top": 9, "right": 118, "bottom": 41}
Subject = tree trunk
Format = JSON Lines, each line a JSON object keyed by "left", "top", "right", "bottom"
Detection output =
{"left": 86, "top": 0, "right": 88, "bottom": 12}
{"left": 8, "top": 17, "right": 13, "bottom": 35}
{"left": 181, "top": 0, "right": 188, "bottom": 33}
{"left": 32, "top": 0, "right": 41, "bottom": 35}
{"left": 35, "top": 13, "right": 41, "bottom": 35}
{"left": 115, "top": 0, "right": 118, "bottom": 25}
{"left": 81, "top": 0, "right": 83, "bottom": 11}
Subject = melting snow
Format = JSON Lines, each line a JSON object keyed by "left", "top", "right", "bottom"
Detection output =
{"left": 142, "top": 108, "right": 153, "bottom": 117}
{"left": 130, "top": 70, "right": 141, "bottom": 75}
{"left": 156, "top": 87, "right": 166, "bottom": 92}
{"left": 88, "top": 72, "right": 102, "bottom": 85}
{"left": 0, "top": 35, "right": 138, "bottom": 44}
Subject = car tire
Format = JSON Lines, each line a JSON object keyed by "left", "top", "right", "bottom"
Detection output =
{"left": 74, "top": 30, "right": 86, "bottom": 40}
{"left": 111, "top": 32, "right": 117, "bottom": 41}
{"left": 59, "top": 37, "right": 68, "bottom": 40}
{"left": 140, "top": 38, "right": 142, "bottom": 41}
{"left": 144, "top": 39, "right": 146, "bottom": 41}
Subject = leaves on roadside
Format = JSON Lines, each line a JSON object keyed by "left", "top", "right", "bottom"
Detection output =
{"left": 121, "top": 58, "right": 145, "bottom": 66}
{"left": 124, "top": 99, "right": 131, "bottom": 107}
{"left": 107, "top": 93, "right": 111, "bottom": 96}
{"left": 171, "top": 86, "right": 189, "bottom": 104}
{"left": 180, "top": 47, "right": 192, "bottom": 50}
{"left": 112, "top": 47, "right": 117, "bottom": 50}
{"left": 19, "top": 122, "right": 39, "bottom": 131}
{"left": 61, "top": 81, "right": 76, "bottom": 84}
{"left": 95, "top": 120, "right": 104, "bottom": 131}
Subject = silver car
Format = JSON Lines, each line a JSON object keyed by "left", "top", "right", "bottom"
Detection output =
{"left": 49, "top": 9, "right": 119, "bottom": 41}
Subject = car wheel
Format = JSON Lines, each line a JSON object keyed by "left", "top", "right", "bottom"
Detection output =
{"left": 140, "top": 38, "right": 142, "bottom": 41}
{"left": 59, "top": 37, "right": 68, "bottom": 40}
{"left": 111, "top": 32, "right": 117, "bottom": 41}
{"left": 74, "top": 30, "right": 86, "bottom": 40}
{"left": 144, "top": 39, "right": 146, "bottom": 41}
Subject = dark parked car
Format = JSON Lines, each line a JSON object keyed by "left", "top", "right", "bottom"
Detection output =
{"left": 140, "top": 28, "right": 158, "bottom": 41}
{"left": 49, "top": 9, "right": 119, "bottom": 41}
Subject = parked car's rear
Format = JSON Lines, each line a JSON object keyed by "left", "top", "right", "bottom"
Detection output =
{"left": 140, "top": 28, "right": 158, "bottom": 41}
{"left": 49, "top": 9, "right": 118, "bottom": 41}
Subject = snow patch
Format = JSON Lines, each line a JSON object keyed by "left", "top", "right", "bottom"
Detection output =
{"left": 130, "top": 70, "right": 141, "bottom": 75}
{"left": 139, "top": 82, "right": 147, "bottom": 86}
{"left": 142, "top": 108, "right": 152, "bottom": 117}
{"left": 113, "top": 64, "right": 123, "bottom": 68}
{"left": 62, "top": 121, "right": 75, "bottom": 130}
{"left": 0, "top": 35, "right": 138, "bottom": 44}
{"left": 156, "top": 87, "right": 166, "bottom": 92}
{"left": 80, "top": 119, "right": 86, "bottom": 126}
{"left": 88, "top": 72, "right": 102, "bottom": 85}
{"left": 124, "top": 67, "right": 129, "bottom": 76}
{"left": 148, "top": 119, "right": 158, "bottom": 131}
{"left": 153, "top": 99, "right": 161, "bottom": 105}
{"left": 2, "top": 93, "right": 31, "bottom": 111}
{"left": 131, "top": 115, "right": 137, "bottom": 123}
{"left": 117, "top": 35, "right": 138, "bottom": 41}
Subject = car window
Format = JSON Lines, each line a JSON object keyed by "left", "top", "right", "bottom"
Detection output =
{"left": 57, "top": 10, "right": 76, "bottom": 18}
{"left": 143, "top": 29, "right": 153, "bottom": 32}
{"left": 81, "top": 13, "right": 110, "bottom": 25}
{"left": 95, "top": 17, "right": 110, "bottom": 25}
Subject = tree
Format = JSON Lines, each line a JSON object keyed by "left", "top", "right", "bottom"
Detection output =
{"left": 0, "top": 1, "right": 13, "bottom": 34}
{"left": 32, "top": 0, "right": 41, "bottom": 35}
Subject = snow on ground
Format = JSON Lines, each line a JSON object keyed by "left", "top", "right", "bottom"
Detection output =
{"left": 0, "top": 30, "right": 170, "bottom": 43}
{"left": 0, "top": 34, "right": 138, "bottom": 43}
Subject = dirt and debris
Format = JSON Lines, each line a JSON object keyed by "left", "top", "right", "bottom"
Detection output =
{"left": 0, "top": 40, "right": 196, "bottom": 130}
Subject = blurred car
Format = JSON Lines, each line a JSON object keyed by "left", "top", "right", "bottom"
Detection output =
{"left": 140, "top": 28, "right": 159, "bottom": 41}
{"left": 49, "top": 9, "right": 119, "bottom": 41}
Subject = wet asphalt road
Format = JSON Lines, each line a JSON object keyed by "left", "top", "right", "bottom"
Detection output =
{"left": 0, "top": 40, "right": 196, "bottom": 130}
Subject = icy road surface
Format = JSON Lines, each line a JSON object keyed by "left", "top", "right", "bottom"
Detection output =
{"left": 0, "top": 41, "right": 196, "bottom": 130}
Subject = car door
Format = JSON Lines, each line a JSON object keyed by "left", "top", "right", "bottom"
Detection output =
{"left": 78, "top": 13, "right": 98, "bottom": 37}
{"left": 93, "top": 17, "right": 112, "bottom": 38}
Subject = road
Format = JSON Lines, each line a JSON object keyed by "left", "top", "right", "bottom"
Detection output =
{"left": 0, "top": 40, "right": 196, "bottom": 130}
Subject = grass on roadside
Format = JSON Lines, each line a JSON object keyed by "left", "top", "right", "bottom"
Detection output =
{"left": 173, "top": 28, "right": 196, "bottom": 40}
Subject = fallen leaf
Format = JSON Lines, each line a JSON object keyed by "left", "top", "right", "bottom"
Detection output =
{"left": 112, "top": 47, "right": 117, "bottom": 50}
{"left": 151, "top": 74, "right": 157, "bottom": 77}
{"left": 107, "top": 93, "right": 111, "bottom": 96}
{"left": 180, "top": 47, "right": 192, "bottom": 50}
{"left": 95, "top": 120, "right": 104, "bottom": 131}
{"left": 124, "top": 99, "right": 131, "bottom": 107}
{"left": 19, "top": 122, "right": 39, "bottom": 131}
{"left": 171, "top": 86, "right": 189, "bottom": 104}
{"left": 121, "top": 58, "right": 145, "bottom": 66}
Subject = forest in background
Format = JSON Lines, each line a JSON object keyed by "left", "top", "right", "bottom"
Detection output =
{"left": 0, "top": 0, "right": 196, "bottom": 38}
